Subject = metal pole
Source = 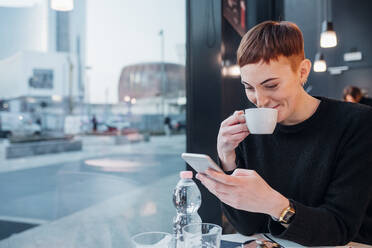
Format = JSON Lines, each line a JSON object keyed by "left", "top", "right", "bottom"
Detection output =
{"left": 105, "top": 87, "right": 109, "bottom": 120}
{"left": 67, "top": 56, "right": 74, "bottom": 115}
{"left": 159, "top": 29, "right": 165, "bottom": 116}
{"left": 85, "top": 66, "right": 92, "bottom": 117}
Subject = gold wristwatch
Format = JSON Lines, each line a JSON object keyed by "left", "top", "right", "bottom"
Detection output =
{"left": 278, "top": 200, "right": 296, "bottom": 224}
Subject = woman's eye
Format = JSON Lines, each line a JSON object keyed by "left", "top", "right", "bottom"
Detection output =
{"left": 245, "top": 87, "right": 254, "bottom": 90}
{"left": 266, "top": 84, "right": 278, "bottom": 89}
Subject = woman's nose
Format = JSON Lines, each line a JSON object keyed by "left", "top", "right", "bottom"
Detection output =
{"left": 255, "top": 91, "right": 269, "bottom": 108}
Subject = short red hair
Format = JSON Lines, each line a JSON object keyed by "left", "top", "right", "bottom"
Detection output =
{"left": 237, "top": 21, "right": 305, "bottom": 72}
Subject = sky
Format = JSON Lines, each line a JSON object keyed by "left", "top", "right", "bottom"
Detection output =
{"left": 86, "top": 0, "right": 186, "bottom": 103}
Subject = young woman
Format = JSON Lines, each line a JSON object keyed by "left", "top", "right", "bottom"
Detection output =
{"left": 196, "top": 21, "right": 372, "bottom": 246}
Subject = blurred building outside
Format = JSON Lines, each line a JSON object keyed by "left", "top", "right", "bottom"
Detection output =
{"left": 0, "top": 0, "right": 86, "bottom": 138}
{"left": 0, "top": 0, "right": 187, "bottom": 243}
{"left": 0, "top": 0, "right": 186, "bottom": 139}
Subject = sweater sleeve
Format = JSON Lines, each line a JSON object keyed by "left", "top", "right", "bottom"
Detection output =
{"left": 268, "top": 110, "right": 372, "bottom": 246}
{"left": 221, "top": 141, "right": 270, "bottom": 235}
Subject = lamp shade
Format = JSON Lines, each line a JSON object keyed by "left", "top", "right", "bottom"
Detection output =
{"left": 314, "top": 53, "right": 327, "bottom": 72}
{"left": 320, "top": 21, "right": 337, "bottom": 48}
{"left": 51, "top": 0, "right": 73, "bottom": 11}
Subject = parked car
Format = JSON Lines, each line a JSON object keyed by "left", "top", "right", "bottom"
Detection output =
{"left": 0, "top": 112, "right": 41, "bottom": 138}
{"left": 96, "top": 120, "right": 138, "bottom": 135}
{"left": 105, "top": 119, "right": 130, "bottom": 130}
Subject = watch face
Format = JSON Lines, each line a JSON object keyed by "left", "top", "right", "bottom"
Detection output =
{"left": 282, "top": 208, "right": 295, "bottom": 223}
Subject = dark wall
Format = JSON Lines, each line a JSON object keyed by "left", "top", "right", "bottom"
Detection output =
{"left": 220, "top": 0, "right": 284, "bottom": 120}
{"left": 284, "top": 0, "right": 372, "bottom": 99}
{"left": 220, "top": 19, "right": 249, "bottom": 119}
{"left": 186, "top": 0, "right": 223, "bottom": 225}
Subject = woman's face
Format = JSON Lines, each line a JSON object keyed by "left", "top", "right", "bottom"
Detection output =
{"left": 240, "top": 56, "right": 308, "bottom": 124}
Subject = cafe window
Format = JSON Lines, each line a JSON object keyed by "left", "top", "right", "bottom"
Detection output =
{"left": 0, "top": 0, "right": 186, "bottom": 246}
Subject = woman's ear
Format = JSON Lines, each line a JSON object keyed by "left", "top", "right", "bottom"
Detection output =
{"left": 299, "top": 59, "right": 312, "bottom": 85}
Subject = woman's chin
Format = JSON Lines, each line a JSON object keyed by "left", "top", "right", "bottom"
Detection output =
{"left": 276, "top": 113, "right": 286, "bottom": 124}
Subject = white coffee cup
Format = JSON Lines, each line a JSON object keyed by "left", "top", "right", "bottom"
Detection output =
{"left": 244, "top": 108, "right": 278, "bottom": 134}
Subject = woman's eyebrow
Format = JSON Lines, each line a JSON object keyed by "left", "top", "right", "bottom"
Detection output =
{"left": 241, "top": 77, "right": 279, "bottom": 86}
{"left": 241, "top": 80, "right": 251, "bottom": 87}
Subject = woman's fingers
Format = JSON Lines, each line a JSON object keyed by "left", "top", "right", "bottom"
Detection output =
{"left": 232, "top": 168, "right": 256, "bottom": 177}
{"left": 222, "top": 123, "right": 249, "bottom": 136}
{"left": 197, "top": 172, "right": 245, "bottom": 209}
{"left": 196, "top": 173, "right": 234, "bottom": 194}
{"left": 219, "top": 126, "right": 249, "bottom": 147}
{"left": 204, "top": 169, "right": 239, "bottom": 186}
{"left": 230, "top": 131, "right": 249, "bottom": 142}
{"left": 217, "top": 111, "right": 248, "bottom": 169}
{"left": 220, "top": 111, "right": 245, "bottom": 127}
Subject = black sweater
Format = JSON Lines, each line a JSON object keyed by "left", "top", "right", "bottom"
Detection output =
{"left": 360, "top": 97, "right": 372, "bottom": 108}
{"left": 221, "top": 97, "right": 372, "bottom": 246}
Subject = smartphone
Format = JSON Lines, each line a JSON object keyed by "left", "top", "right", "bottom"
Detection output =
{"left": 181, "top": 153, "right": 224, "bottom": 173}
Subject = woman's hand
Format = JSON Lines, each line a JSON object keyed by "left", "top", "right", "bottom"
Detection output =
{"left": 217, "top": 111, "right": 249, "bottom": 171}
{"left": 196, "top": 168, "right": 289, "bottom": 218}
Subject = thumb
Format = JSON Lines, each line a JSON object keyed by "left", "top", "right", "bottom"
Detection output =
{"left": 232, "top": 168, "right": 255, "bottom": 177}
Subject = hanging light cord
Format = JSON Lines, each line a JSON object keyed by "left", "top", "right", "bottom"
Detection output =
{"left": 324, "top": 0, "right": 333, "bottom": 23}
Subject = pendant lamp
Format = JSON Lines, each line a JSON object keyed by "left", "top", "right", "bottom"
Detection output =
{"left": 320, "top": 0, "right": 337, "bottom": 48}
{"left": 314, "top": 53, "right": 327, "bottom": 72}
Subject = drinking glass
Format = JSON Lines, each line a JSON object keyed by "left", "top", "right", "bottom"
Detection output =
{"left": 182, "top": 223, "right": 222, "bottom": 248}
{"left": 131, "top": 231, "right": 174, "bottom": 248}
